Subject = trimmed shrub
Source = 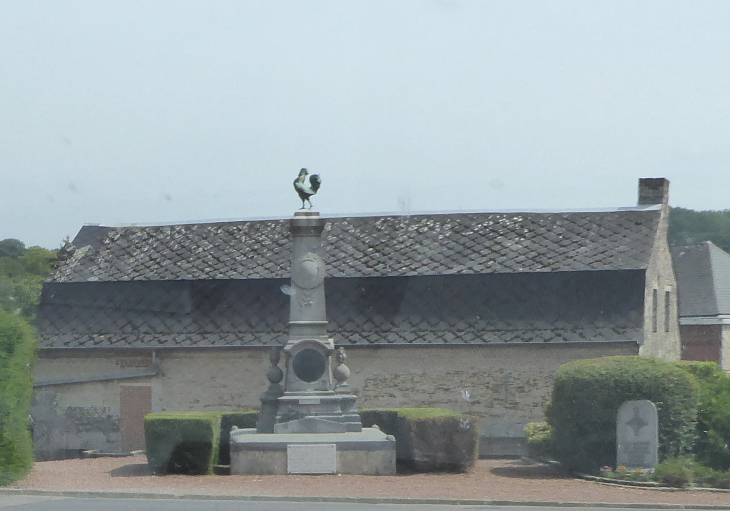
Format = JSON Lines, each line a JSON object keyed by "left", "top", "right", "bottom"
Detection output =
{"left": 219, "top": 410, "right": 258, "bottom": 465}
{"left": 144, "top": 412, "right": 221, "bottom": 475}
{"left": 361, "top": 408, "right": 478, "bottom": 472}
{"left": 0, "top": 311, "right": 35, "bottom": 486}
{"left": 360, "top": 409, "right": 399, "bottom": 437}
{"left": 676, "top": 362, "right": 730, "bottom": 471}
{"left": 546, "top": 356, "right": 699, "bottom": 474}
{"left": 524, "top": 422, "right": 555, "bottom": 461}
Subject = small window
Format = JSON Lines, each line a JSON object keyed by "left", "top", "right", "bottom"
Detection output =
{"left": 652, "top": 289, "right": 658, "bottom": 333}
{"left": 664, "top": 290, "right": 671, "bottom": 332}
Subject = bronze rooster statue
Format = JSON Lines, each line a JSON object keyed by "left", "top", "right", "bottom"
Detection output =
{"left": 293, "top": 168, "right": 321, "bottom": 209}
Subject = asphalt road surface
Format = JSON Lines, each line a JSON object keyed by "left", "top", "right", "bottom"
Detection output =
{"left": 0, "top": 497, "right": 711, "bottom": 511}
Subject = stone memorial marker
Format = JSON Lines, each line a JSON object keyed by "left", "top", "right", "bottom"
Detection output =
{"left": 229, "top": 172, "right": 396, "bottom": 475}
{"left": 287, "top": 444, "right": 337, "bottom": 474}
{"left": 616, "top": 400, "right": 658, "bottom": 469}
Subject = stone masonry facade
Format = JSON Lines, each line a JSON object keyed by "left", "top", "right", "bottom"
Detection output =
{"left": 33, "top": 341, "right": 639, "bottom": 459}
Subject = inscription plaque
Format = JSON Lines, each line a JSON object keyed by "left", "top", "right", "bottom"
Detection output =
{"left": 616, "top": 400, "right": 658, "bottom": 469}
{"left": 287, "top": 444, "right": 337, "bottom": 474}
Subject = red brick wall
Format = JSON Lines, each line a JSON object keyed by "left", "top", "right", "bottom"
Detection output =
{"left": 680, "top": 324, "right": 722, "bottom": 363}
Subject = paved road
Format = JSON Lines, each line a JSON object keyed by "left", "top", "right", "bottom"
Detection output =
{"left": 0, "top": 497, "right": 717, "bottom": 511}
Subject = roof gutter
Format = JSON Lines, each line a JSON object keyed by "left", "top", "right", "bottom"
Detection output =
{"left": 679, "top": 315, "right": 730, "bottom": 326}
{"left": 34, "top": 351, "right": 160, "bottom": 387}
{"left": 36, "top": 339, "right": 640, "bottom": 352}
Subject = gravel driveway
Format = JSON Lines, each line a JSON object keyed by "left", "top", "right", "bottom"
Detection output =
{"left": 5, "top": 456, "right": 730, "bottom": 507}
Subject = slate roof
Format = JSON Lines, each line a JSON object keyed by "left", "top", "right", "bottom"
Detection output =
{"left": 37, "top": 270, "right": 645, "bottom": 348}
{"left": 671, "top": 242, "right": 730, "bottom": 317}
{"left": 50, "top": 208, "right": 662, "bottom": 283}
{"left": 38, "top": 207, "right": 661, "bottom": 349}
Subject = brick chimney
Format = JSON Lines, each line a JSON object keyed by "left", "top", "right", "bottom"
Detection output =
{"left": 638, "top": 178, "right": 669, "bottom": 206}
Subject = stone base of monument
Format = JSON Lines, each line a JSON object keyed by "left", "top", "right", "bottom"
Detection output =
{"left": 229, "top": 427, "right": 396, "bottom": 475}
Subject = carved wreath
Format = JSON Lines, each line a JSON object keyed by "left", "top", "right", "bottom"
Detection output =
{"left": 291, "top": 252, "right": 326, "bottom": 289}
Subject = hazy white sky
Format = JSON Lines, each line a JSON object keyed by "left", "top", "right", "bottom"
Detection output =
{"left": 2, "top": 1, "right": 730, "bottom": 248}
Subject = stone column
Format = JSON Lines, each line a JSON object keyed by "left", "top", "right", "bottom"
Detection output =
{"left": 281, "top": 211, "right": 334, "bottom": 395}
{"left": 286, "top": 211, "right": 328, "bottom": 344}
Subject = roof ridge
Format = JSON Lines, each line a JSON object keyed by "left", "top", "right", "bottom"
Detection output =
{"left": 87, "top": 205, "right": 662, "bottom": 231}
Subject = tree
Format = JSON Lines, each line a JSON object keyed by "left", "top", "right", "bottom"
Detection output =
{"left": 20, "top": 247, "right": 56, "bottom": 277}
{"left": 0, "top": 240, "right": 57, "bottom": 319}
{"left": 669, "top": 208, "right": 730, "bottom": 253}
{"left": 0, "top": 240, "right": 26, "bottom": 260}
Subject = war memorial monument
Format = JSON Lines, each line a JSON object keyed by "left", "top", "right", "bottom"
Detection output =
{"left": 229, "top": 171, "right": 396, "bottom": 475}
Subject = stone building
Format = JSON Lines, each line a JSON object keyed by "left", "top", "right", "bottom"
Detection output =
{"left": 670, "top": 241, "right": 730, "bottom": 369}
{"left": 32, "top": 178, "right": 680, "bottom": 459}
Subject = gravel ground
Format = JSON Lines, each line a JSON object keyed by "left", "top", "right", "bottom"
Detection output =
{"left": 6, "top": 456, "right": 730, "bottom": 506}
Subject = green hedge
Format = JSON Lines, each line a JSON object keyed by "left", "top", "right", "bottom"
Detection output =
{"left": 361, "top": 408, "right": 478, "bottom": 472}
{"left": 0, "top": 311, "right": 35, "bottom": 486}
{"left": 523, "top": 422, "right": 555, "bottom": 461}
{"left": 676, "top": 362, "right": 730, "bottom": 471}
{"left": 144, "top": 412, "right": 221, "bottom": 474}
{"left": 218, "top": 410, "right": 258, "bottom": 465}
{"left": 546, "top": 356, "right": 699, "bottom": 474}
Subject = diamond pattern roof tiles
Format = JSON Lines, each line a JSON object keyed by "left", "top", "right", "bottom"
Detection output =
{"left": 38, "top": 270, "right": 645, "bottom": 349}
{"left": 49, "top": 209, "right": 660, "bottom": 284}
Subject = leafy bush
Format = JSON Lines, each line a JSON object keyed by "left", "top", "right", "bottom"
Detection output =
{"left": 690, "top": 463, "right": 730, "bottom": 488}
{"left": 676, "top": 362, "right": 730, "bottom": 471}
{"left": 524, "top": 422, "right": 555, "bottom": 461}
{"left": 650, "top": 457, "right": 730, "bottom": 489}
{"left": 571, "top": 456, "right": 730, "bottom": 489}
{"left": 218, "top": 410, "right": 258, "bottom": 465}
{"left": 546, "top": 356, "right": 699, "bottom": 474}
{"left": 700, "top": 468, "right": 730, "bottom": 489}
{"left": 653, "top": 456, "right": 695, "bottom": 487}
{"left": 0, "top": 311, "right": 36, "bottom": 485}
{"left": 361, "top": 408, "right": 478, "bottom": 472}
{"left": 144, "top": 412, "right": 221, "bottom": 475}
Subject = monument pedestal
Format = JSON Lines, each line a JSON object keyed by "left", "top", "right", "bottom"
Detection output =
{"left": 230, "top": 428, "right": 396, "bottom": 475}
{"left": 274, "top": 392, "right": 362, "bottom": 432}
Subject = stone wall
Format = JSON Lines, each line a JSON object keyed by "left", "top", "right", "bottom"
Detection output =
{"left": 639, "top": 202, "right": 681, "bottom": 361}
{"left": 347, "top": 342, "right": 638, "bottom": 455}
{"left": 721, "top": 326, "right": 730, "bottom": 371}
{"left": 32, "top": 349, "right": 268, "bottom": 459}
{"left": 32, "top": 341, "right": 638, "bottom": 459}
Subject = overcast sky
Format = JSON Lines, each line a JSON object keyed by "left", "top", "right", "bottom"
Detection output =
{"left": 2, "top": 1, "right": 730, "bottom": 249}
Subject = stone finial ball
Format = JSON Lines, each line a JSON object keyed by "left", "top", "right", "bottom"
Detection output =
{"left": 332, "top": 362, "right": 350, "bottom": 384}
{"left": 266, "top": 365, "right": 284, "bottom": 384}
